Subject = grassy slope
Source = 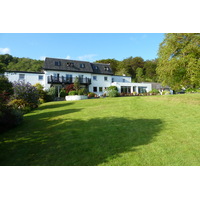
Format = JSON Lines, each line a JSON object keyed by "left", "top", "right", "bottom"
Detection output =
{"left": 0, "top": 94, "right": 200, "bottom": 166}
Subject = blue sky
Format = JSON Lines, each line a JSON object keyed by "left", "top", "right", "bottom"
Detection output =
{"left": 0, "top": 33, "right": 165, "bottom": 62}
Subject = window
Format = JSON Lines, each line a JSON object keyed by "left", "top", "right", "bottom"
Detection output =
{"left": 138, "top": 87, "right": 147, "bottom": 94}
{"left": 38, "top": 75, "right": 43, "bottom": 81}
{"left": 112, "top": 78, "right": 114, "bottom": 82}
{"left": 104, "top": 66, "right": 109, "bottom": 71}
{"left": 80, "top": 64, "right": 85, "bottom": 68}
{"left": 93, "top": 76, "right": 97, "bottom": 81}
{"left": 123, "top": 79, "right": 125, "bottom": 82}
{"left": 66, "top": 74, "right": 72, "bottom": 82}
{"left": 104, "top": 77, "right": 108, "bottom": 81}
{"left": 66, "top": 62, "right": 74, "bottom": 67}
{"left": 55, "top": 61, "right": 61, "bottom": 66}
{"left": 99, "top": 87, "right": 103, "bottom": 92}
{"left": 121, "top": 86, "right": 131, "bottom": 93}
{"left": 93, "top": 87, "right": 97, "bottom": 92}
{"left": 19, "top": 74, "right": 25, "bottom": 80}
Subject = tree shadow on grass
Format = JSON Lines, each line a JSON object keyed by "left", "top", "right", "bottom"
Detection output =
{"left": 0, "top": 113, "right": 163, "bottom": 166}
{"left": 36, "top": 101, "right": 74, "bottom": 110}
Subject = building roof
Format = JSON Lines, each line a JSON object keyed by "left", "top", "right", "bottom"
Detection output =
{"left": 43, "top": 57, "right": 114, "bottom": 75}
{"left": 91, "top": 63, "right": 113, "bottom": 75}
{"left": 5, "top": 71, "right": 44, "bottom": 74}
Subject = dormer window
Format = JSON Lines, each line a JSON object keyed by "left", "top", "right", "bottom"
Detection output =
{"left": 66, "top": 62, "right": 74, "bottom": 67}
{"left": 55, "top": 61, "right": 61, "bottom": 66}
{"left": 104, "top": 66, "right": 109, "bottom": 71}
{"left": 80, "top": 64, "right": 85, "bottom": 68}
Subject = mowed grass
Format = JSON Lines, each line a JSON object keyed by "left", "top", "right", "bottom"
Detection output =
{"left": 1, "top": 94, "right": 200, "bottom": 166}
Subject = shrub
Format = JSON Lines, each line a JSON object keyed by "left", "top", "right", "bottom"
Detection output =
{"left": 106, "top": 86, "right": 119, "bottom": 97}
{"left": 66, "top": 84, "right": 75, "bottom": 94}
{"left": 109, "top": 90, "right": 119, "bottom": 97}
{"left": 0, "top": 107, "right": 23, "bottom": 133}
{"left": 163, "top": 90, "right": 171, "bottom": 95}
{"left": 59, "top": 88, "right": 67, "bottom": 97}
{"left": 8, "top": 99, "right": 28, "bottom": 109}
{"left": 88, "top": 92, "right": 96, "bottom": 97}
{"left": 68, "top": 91, "right": 78, "bottom": 95}
{"left": 45, "top": 86, "right": 57, "bottom": 101}
{"left": 78, "top": 88, "right": 88, "bottom": 95}
{"left": 149, "top": 89, "right": 159, "bottom": 95}
{"left": 12, "top": 81, "right": 40, "bottom": 109}
{"left": 74, "top": 77, "right": 80, "bottom": 91}
{"left": 0, "top": 76, "right": 14, "bottom": 97}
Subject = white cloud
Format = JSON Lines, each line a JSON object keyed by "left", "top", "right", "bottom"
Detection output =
{"left": 77, "top": 54, "right": 97, "bottom": 61}
{"left": 66, "top": 55, "right": 71, "bottom": 59}
{"left": 0, "top": 47, "right": 10, "bottom": 54}
{"left": 39, "top": 56, "right": 46, "bottom": 61}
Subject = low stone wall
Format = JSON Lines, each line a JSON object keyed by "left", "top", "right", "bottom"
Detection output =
{"left": 65, "top": 95, "right": 88, "bottom": 101}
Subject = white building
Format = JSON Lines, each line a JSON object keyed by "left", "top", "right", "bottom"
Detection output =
{"left": 4, "top": 57, "right": 152, "bottom": 95}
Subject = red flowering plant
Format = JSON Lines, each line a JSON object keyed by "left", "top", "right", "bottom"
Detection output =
{"left": 65, "top": 84, "right": 75, "bottom": 94}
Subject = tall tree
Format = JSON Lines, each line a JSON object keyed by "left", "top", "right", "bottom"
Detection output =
{"left": 118, "top": 56, "right": 144, "bottom": 79}
{"left": 157, "top": 33, "right": 200, "bottom": 90}
{"left": 144, "top": 59, "right": 158, "bottom": 82}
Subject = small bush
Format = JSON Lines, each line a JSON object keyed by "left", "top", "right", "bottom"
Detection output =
{"left": 149, "top": 89, "right": 159, "bottom": 95}
{"left": 106, "top": 86, "right": 119, "bottom": 97}
{"left": 78, "top": 88, "right": 88, "bottom": 95}
{"left": 0, "top": 107, "right": 23, "bottom": 132}
{"left": 8, "top": 99, "right": 28, "bottom": 109}
{"left": 68, "top": 91, "right": 78, "bottom": 95}
{"left": 59, "top": 88, "right": 66, "bottom": 97}
{"left": 12, "top": 81, "right": 39, "bottom": 109}
{"left": 88, "top": 92, "right": 96, "bottom": 97}
{"left": 45, "top": 86, "right": 57, "bottom": 101}
{"left": 65, "top": 84, "right": 75, "bottom": 94}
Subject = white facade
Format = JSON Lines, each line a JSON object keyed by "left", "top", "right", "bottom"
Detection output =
{"left": 5, "top": 70, "right": 152, "bottom": 95}
{"left": 4, "top": 71, "right": 45, "bottom": 87}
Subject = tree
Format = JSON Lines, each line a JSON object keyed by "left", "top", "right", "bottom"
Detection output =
{"left": 117, "top": 56, "right": 144, "bottom": 80}
{"left": 157, "top": 33, "right": 200, "bottom": 90}
{"left": 144, "top": 59, "right": 158, "bottom": 82}
{"left": 135, "top": 67, "right": 144, "bottom": 82}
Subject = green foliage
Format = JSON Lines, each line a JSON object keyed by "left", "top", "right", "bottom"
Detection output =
{"left": 149, "top": 89, "right": 159, "bottom": 94}
{"left": 185, "top": 88, "right": 200, "bottom": 93}
{"left": 74, "top": 77, "right": 80, "bottom": 91}
{"left": 144, "top": 59, "right": 158, "bottom": 82}
{"left": 78, "top": 88, "right": 88, "bottom": 95}
{"left": 106, "top": 86, "right": 119, "bottom": 97}
{"left": 0, "top": 76, "right": 14, "bottom": 97}
{"left": 68, "top": 90, "right": 78, "bottom": 95}
{"left": 46, "top": 87, "right": 57, "bottom": 101}
{"left": 135, "top": 67, "right": 144, "bottom": 82}
{"left": 0, "top": 54, "right": 44, "bottom": 72}
{"left": 12, "top": 81, "right": 39, "bottom": 109}
{"left": 118, "top": 56, "right": 144, "bottom": 79}
{"left": 157, "top": 33, "right": 200, "bottom": 90}
{"left": 0, "top": 107, "right": 23, "bottom": 133}
{"left": 59, "top": 88, "right": 66, "bottom": 97}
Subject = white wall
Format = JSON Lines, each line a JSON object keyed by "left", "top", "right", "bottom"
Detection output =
{"left": 112, "top": 75, "right": 131, "bottom": 83}
{"left": 111, "top": 82, "right": 152, "bottom": 93}
{"left": 89, "top": 74, "right": 112, "bottom": 95}
{"left": 5, "top": 72, "right": 45, "bottom": 87}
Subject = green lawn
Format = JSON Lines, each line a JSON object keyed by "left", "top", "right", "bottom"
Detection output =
{"left": 1, "top": 94, "right": 200, "bottom": 166}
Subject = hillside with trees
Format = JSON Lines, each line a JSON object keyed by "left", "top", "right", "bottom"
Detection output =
{"left": 0, "top": 54, "right": 44, "bottom": 73}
